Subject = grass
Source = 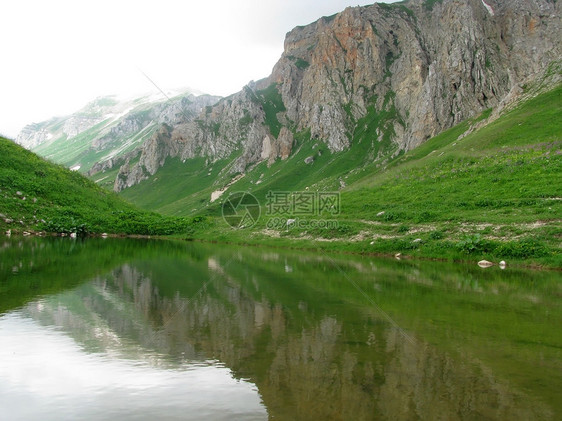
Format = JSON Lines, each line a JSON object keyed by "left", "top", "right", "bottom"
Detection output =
{"left": 251, "top": 83, "right": 286, "bottom": 138}
{"left": 119, "top": 155, "right": 236, "bottom": 216}
{"left": 422, "top": 0, "right": 444, "bottom": 11}
{"left": 378, "top": 2, "right": 416, "bottom": 19}
{"left": 0, "top": 137, "right": 205, "bottom": 236}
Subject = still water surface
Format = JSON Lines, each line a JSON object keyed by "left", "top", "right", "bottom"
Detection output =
{"left": 0, "top": 237, "right": 560, "bottom": 420}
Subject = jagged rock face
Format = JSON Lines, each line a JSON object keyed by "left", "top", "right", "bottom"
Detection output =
{"left": 92, "top": 95, "right": 220, "bottom": 152}
{"left": 114, "top": 88, "right": 273, "bottom": 190}
{"left": 173, "top": 87, "right": 270, "bottom": 171}
{"left": 272, "top": 0, "right": 560, "bottom": 151}
{"left": 116, "top": 0, "right": 560, "bottom": 191}
{"left": 91, "top": 116, "right": 143, "bottom": 152}
{"left": 262, "top": 127, "right": 294, "bottom": 165}
{"left": 87, "top": 149, "right": 140, "bottom": 177}
{"left": 16, "top": 115, "right": 103, "bottom": 149}
{"left": 113, "top": 125, "right": 175, "bottom": 191}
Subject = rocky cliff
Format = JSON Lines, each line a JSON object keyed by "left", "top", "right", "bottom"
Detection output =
{"left": 115, "top": 0, "right": 560, "bottom": 192}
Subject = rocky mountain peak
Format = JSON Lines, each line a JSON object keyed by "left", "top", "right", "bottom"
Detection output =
{"left": 109, "top": 0, "right": 561, "bottom": 192}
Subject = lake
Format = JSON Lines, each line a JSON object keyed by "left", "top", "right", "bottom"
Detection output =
{"left": 0, "top": 237, "right": 560, "bottom": 420}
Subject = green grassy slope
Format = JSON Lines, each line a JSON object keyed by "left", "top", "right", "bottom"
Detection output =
{"left": 119, "top": 156, "right": 235, "bottom": 216}
{"left": 34, "top": 121, "right": 157, "bottom": 173}
{"left": 0, "top": 137, "right": 203, "bottom": 236}
{"left": 123, "top": 123, "right": 392, "bottom": 216}
{"left": 345, "top": 85, "right": 561, "bottom": 219}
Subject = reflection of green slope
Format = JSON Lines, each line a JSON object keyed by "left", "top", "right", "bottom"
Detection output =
{"left": 0, "top": 238, "right": 141, "bottom": 314}
{"left": 132, "top": 258, "right": 213, "bottom": 299}
{"left": 0, "top": 237, "right": 210, "bottom": 315}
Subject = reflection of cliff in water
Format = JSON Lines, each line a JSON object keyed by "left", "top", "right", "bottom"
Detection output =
{"left": 24, "top": 256, "right": 552, "bottom": 420}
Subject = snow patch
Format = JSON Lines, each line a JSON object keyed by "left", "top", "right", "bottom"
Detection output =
{"left": 481, "top": 0, "right": 495, "bottom": 16}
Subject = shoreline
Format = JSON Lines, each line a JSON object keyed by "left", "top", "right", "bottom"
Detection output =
{"left": 5, "top": 228, "right": 559, "bottom": 272}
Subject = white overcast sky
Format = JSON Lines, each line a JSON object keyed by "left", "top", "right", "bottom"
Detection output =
{"left": 0, "top": 0, "right": 397, "bottom": 138}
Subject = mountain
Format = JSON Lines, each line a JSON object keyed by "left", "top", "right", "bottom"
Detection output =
{"left": 8, "top": 0, "right": 560, "bottom": 265}
{"left": 112, "top": 0, "right": 560, "bottom": 207}
{"left": 16, "top": 90, "right": 220, "bottom": 182}
{"left": 181, "top": 78, "right": 562, "bottom": 267}
{"left": 0, "top": 137, "right": 202, "bottom": 236}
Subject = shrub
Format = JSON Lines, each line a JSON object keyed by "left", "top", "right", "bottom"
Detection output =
{"left": 495, "top": 238, "right": 549, "bottom": 258}
{"left": 456, "top": 234, "right": 491, "bottom": 254}
{"left": 383, "top": 211, "right": 402, "bottom": 222}
{"left": 41, "top": 216, "right": 89, "bottom": 236}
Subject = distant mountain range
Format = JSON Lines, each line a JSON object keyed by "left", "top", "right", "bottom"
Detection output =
{"left": 16, "top": 90, "right": 220, "bottom": 185}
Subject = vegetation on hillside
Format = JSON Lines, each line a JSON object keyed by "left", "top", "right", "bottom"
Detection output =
{"left": 0, "top": 137, "right": 205, "bottom": 236}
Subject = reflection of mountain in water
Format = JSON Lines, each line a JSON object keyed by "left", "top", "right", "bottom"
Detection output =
{"left": 23, "top": 252, "right": 553, "bottom": 421}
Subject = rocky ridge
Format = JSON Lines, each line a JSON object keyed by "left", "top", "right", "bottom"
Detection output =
{"left": 16, "top": 92, "right": 221, "bottom": 174}
{"left": 115, "top": 0, "right": 560, "bottom": 192}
